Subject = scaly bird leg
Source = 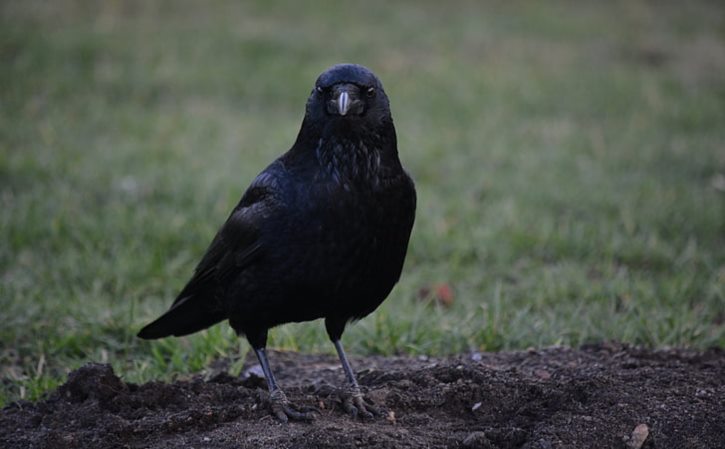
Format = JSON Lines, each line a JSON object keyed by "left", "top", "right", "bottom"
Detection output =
{"left": 332, "top": 340, "right": 381, "bottom": 419}
{"left": 254, "top": 347, "right": 315, "bottom": 423}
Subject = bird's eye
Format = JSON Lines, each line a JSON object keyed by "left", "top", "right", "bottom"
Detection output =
{"left": 366, "top": 87, "right": 376, "bottom": 98}
{"left": 316, "top": 86, "right": 324, "bottom": 94}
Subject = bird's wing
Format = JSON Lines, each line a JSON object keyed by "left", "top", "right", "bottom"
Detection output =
{"left": 172, "top": 170, "right": 281, "bottom": 306}
{"left": 176, "top": 209, "right": 261, "bottom": 297}
{"left": 138, "top": 168, "right": 283, "bottom": 339}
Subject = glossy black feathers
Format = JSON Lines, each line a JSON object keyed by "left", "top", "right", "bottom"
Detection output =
{"left": 138, "top": 64, "right": 416, "bottom": 347}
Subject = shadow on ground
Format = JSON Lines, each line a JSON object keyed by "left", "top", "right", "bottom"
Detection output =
{"left": 1, "top": 343, "right": 723, "bottom": 449}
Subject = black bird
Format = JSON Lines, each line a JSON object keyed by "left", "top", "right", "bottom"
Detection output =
{"left": 138, "top": 64, "right": 416, "bottom": 422}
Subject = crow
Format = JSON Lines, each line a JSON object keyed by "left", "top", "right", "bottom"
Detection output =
{"left": 138, "top": 64, "right": 416, "bottom": 422}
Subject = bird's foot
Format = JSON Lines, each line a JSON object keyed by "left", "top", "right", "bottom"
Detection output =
{"left": 338, "top": 384, "right": 382, "bottom": 419}
{"left": 266, "top": 389, "right": 316, "bottom": 423}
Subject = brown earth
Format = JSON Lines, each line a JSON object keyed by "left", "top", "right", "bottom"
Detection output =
{"left": 1, "top": 343, "right": 723, "bottom": 449}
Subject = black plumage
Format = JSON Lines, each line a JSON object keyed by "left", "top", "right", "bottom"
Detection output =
{"left": 138, "top": 64, "right": 416, "bottom": 421}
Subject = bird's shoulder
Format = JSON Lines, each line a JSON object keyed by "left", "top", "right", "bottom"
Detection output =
{"left": 176, "top": 161, "right": 290, "bottom": 298}
{"left": 212, "top": 159, "right": 293, "bottom": 251}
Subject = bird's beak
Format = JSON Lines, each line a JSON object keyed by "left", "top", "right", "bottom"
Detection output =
{"left": 328, "top": 84, "right": 362, "bottom": 116}
{"left": 337, "top": 91, "right": 351, "bottom": 116}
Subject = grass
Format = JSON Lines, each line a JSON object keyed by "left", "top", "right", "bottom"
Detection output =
{"left": 1, "top": 0, "right": 723, "bottom": 406}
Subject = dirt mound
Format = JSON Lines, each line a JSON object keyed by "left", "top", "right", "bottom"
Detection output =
{"left": 1, "top": 344, "right": 723, "bottom": 449}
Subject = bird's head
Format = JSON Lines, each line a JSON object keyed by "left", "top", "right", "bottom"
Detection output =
{"left": 291, "top": 64, "right": 399, "bottom": 172}
{"left": 305, "top": 64, "right": 392, "bottom": 127}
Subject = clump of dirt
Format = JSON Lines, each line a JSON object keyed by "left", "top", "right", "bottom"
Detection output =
{"left": 1, "top": 343, "right": 723, "bottom": 449}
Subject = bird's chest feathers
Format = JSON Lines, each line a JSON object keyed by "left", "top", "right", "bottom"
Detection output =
{"left": 290, "top": 138, "right": 398, "bottom": 253}
{"left": 314, "top": 137, "right": 385, "bottom": 191}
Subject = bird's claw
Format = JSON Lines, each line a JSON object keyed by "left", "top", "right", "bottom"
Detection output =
{"left": 340, "top": 385, "right": 381, "bottom": 419}
{"left": 268, "top": 389, "right": 316, "bottom": 423}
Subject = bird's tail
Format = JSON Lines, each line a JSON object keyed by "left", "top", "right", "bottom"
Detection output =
{"left": 137, "top": 295, "right": 226, "bottom": 339}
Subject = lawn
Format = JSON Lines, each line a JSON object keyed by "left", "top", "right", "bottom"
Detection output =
{"left": 1, "top": 0, "right": 723, "bottom": 406}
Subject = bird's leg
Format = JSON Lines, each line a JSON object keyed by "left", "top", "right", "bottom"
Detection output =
{"left": 332, "top": 339, "right": 381, "bottom": 419}
{"left": 253, "top": 347, "right": 315, "bottom": 423}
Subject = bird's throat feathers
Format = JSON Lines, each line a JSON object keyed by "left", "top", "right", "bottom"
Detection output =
{"left": 289, "top": 106, "right": 401, "bottom": 187}
{"left": 314, "top": 134, "right": 394, "bottom": 187}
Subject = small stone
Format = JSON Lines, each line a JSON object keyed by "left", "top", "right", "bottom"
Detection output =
{"left": 242, "top": 364, "right": 265, "bottom": 379}
{"left": 386, "top": 411, "right": 396, "bottom": 424}
{"left": 471, "top": 402, "right": 482, "bottom": 412}
{"left": 627, "top": 423, "right": 649, "bottom": 449}
{"left": 695, "top": 388, "right": 711, "bottom": 398}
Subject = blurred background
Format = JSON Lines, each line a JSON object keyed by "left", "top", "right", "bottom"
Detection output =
{"left": 1, "top": 0, "right": 723, "bottom": 405}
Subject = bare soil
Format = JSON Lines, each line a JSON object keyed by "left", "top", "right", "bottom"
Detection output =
{"left": 1, "top": 343, "right": 723, "bottom": 449}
